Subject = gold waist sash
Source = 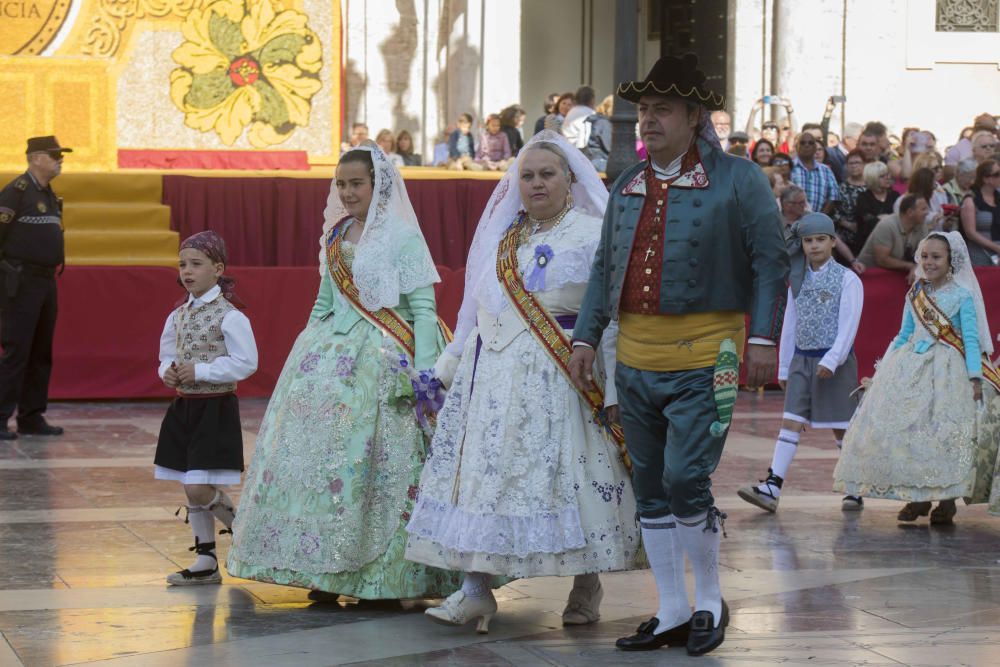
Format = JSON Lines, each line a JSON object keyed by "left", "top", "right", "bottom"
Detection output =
{"left": 618, "top": 311, "right": 745, "bottom": 372}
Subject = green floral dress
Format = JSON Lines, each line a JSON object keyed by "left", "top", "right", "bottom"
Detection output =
{"left": 226, "top": 233, "right": 460, "bottom": 599}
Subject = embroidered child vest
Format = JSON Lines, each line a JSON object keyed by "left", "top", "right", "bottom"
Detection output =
{"left": 174, "top": 296, "right": 237, "bottom": 394}
{"left": 795, "top": 261, "right": 845, "bottom": 351}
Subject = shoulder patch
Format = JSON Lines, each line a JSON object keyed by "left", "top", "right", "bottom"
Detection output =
{"left": 13, "top": 179, "right": 27, "bottom": 191}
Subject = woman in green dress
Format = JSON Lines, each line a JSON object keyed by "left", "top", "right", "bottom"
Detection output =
{"left": 226, "top": 145, "right": 460, "bottom": 599}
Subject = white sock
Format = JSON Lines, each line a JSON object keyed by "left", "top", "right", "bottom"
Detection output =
{"left": 676, "top": 510, "right": 723, "bottom": 627}
{"left": 461, "top": 572, "right": 490, "bottom": 598}
{"left": 187, "top": 506, "right": 218, "bottom": 572}
{"left": 767, "top": 428, "right": 801, "bottom": 487}
{"left": 640, "top": 515, "right": 690, "bottom": 633}
{"left": 208, "top": 488, "right": 236, "bottom": 532}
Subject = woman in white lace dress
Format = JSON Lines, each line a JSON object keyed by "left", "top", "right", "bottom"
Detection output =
{"left": 405, "top": 132, "right": 640, "bottom": 632}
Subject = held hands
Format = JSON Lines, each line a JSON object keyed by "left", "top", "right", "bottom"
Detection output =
{"left": 162, "top": 363, "right": 180, "bottom": 388}
{"left": 973, "top": 378, "right": 983, "bottom": 403}
{"left": 175, "top": 363, "right": 197, "bottom": 385}
{"left": 569, "top": 345, "right": 597, "bottom": 393}
{"left": 745, "top": 343, "right": 777, "bottom": 388}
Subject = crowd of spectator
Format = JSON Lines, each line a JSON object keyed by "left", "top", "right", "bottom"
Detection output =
{"left": 340, "top": 85, "right": 617, "bottom": 173}
{"left": 343, "top": 92, "right": 1000, "bottom": 278}
{"left": 713, "top": 105, "right": 1000, "bottom": 277}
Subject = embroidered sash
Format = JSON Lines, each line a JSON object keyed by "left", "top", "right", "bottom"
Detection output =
{"left": 326, "top": 220, "right": 452, "bottom": 361}
{"left": 909, "top": 282, "right": 1000, "bottom": 392}
{"left": 496, "top": 213, "right": 631, "bottom": 472}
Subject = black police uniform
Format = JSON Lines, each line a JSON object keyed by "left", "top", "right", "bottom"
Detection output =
{"left": 0, "top": 171, "right": 63, "bottom": 432}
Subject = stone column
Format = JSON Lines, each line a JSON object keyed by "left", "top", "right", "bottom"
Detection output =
{"left": 607, "top": 0, "right": 638, "bottom": 182}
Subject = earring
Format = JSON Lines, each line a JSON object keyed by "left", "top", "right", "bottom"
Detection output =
{"left": 566, "top": 192, "right": 574, "bottom": 209}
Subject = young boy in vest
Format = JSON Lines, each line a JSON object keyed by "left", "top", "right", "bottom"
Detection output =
{"left": 738, "top": 213, "right": 864, "bottom": 513}
{"left": 155, "top": 231, "right": 258, "bottom": 585}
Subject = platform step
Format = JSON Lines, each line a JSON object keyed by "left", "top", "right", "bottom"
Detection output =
{"left": 67, "top": 255, "right": 178, "bottom": 267}
{"left": 0, "top": 171, "right": 163, "bottom": 204}
{"left": 64, "top": 230, "right": 179, "bottom": 266}
{"left": 62, "top": 202, "right": 172, "bottom": 231}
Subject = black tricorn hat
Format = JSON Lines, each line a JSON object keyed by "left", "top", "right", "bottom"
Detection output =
{"left": 25, "top": 136, "right": 72, "bottom": 155}
{"left": 617, "top": 53, "right": 724, "bottom": 110}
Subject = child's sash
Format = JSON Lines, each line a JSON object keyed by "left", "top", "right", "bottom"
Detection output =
{"left": 495, "top": 213, "right": 631, "bottom": 472}
{"left": 909, "top": 282, "right": 1000, "bottom": 392}
{"left": 326, "top": 221, "right": 452, "bottom": 361}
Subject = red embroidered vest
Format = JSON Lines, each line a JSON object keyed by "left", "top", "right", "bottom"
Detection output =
{"left": 620, "top": 165, "right": 671, "bottom": 313}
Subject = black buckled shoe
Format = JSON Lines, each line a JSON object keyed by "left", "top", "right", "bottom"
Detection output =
{"left": 616, "top": 617, "right": 691, "bottom": 651}
{"left": 0, "top": 426, "right": 17, "bottom": 440}
{"left": 686, "top": 600, "right": 729, "bottom": 656}
{"left": 17, "top": 419, "right": 63, "bottom": 436}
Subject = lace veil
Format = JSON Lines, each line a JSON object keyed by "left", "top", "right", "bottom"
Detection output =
{"left": 447, "top": 131, "right": 609, "bottom": 355}
{"left": 915, "top": 230, "right": 994, "bottom": 356}
{"left": 321, "top": 143, "right": 440, "bottom": 310}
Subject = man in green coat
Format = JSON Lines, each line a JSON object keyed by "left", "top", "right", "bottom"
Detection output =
{"left": 570, "top": 54, "right": 788, "bottom": 656}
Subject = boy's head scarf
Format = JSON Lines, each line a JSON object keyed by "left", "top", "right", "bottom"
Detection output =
{"left": 787, "top": 213, "right": 836, "bottom": 297}
{"left": 178, "top": 231, "right": 244, "bottom": 308}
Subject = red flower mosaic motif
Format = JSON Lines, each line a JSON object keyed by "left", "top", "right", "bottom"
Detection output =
{"left": 228, "top": 56, "right": 261, "bottom": 86}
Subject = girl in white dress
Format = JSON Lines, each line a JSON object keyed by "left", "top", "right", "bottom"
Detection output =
{"left": 405, "top": 132, "right": 640, "bottom": 632}
{"left": 834, "top": 231, "right": 1000, "bottom": 524}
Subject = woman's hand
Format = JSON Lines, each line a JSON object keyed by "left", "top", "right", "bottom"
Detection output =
{"left": 973, "top": 378, "right": 983, "bottom": 403}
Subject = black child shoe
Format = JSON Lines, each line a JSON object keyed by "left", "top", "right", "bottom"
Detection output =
{"left": 686, "top": 599, "right": 730, "bottom": 656}
{"left": 0, "top": 426, "right": 17, "bottom": 440}
{"left": 17, "top": 418, "right": 64, "bottom": 436}
{"left": 616, "top": 617, "right": 691, "bottom": 651}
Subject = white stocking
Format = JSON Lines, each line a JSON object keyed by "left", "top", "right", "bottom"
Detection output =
{"left": 460, "top": 572, "right": 491, "bottom": 598}
{"left": 676, "top": 510, "right": 723, "bottom": 627}
{"left": 187, "top": 506, "right": 218, "bottom": 572}
{"left": 640, "top": 515, "right": 690, "bottom": 632}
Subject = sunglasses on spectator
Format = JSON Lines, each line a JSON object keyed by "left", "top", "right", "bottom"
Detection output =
{"left": 30, "top": 150, "right": 64, "bottom": 160}
{"left": 730, "top": 138, "right": 748, "bottom": 144}
{"left": 772, "top": 158, "right": 790, "bottom": 165}
{"left": 989, "top": 171, "right": 1000, "bottom": 178}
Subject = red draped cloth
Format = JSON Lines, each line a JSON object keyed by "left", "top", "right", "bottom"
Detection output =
{"left": 38, "top": 265, "right": 1000, "bottom": 399}
{"left": 47, "top": 266, "right": 467, "bottom": 399}
{"left": 161, "top": 176, "right": 497, "bottom": 269}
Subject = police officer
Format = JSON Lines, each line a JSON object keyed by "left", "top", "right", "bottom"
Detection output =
{"left": 0, "top": 136, "right": 70, "bottom": 440}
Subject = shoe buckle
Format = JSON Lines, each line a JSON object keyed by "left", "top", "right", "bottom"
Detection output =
{"left": 637, "top": 618, "right": 658, "bottom": 634}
